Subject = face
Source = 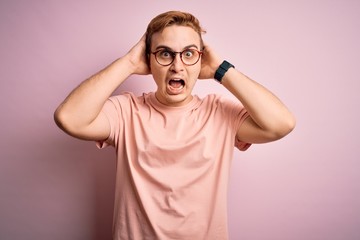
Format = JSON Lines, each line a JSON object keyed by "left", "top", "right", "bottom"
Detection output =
{"left": 150, "top": 25, "right": 202, "bottom": 107}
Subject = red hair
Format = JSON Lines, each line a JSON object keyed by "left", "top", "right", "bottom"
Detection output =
{"left": 145, "top": 11, "right": 206, "bottom": 56}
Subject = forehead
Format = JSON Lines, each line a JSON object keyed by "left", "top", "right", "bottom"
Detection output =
{"left": 151, "top": 25, "right": 201, "bottom": 50}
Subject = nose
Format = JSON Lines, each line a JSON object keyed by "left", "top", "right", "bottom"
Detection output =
{"left": 170, "top": 53, "right": 184, "bottom": 72}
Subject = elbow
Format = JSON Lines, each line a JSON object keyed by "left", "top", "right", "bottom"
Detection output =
{"left": 53, "top": 105, "right": 75, "bottom": 135}
{"left": 288, "top": 114, "right": 297, "bottom": 132}
{"left": 53, "top": 106, "right": 67, "bottom": 131}
{"left": 53, "top": 106, "right": 100, "bottom": 140}
{"left": 273, "top": 113, "right": 296, "bottom": 140}
{"left": 286, "top": 112, "right": 296, "bottom": 133}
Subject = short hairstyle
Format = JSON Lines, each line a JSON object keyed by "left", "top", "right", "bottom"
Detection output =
{"left": 145, "top": 11, "right": 206, "bottom": 56}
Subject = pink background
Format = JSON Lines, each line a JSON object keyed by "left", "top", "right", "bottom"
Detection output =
{"left": 1, "top": 0, "right": 360, "bottom": 239}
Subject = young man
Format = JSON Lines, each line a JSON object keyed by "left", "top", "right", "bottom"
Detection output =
{"left": 54, "top": 11, "right": 295, "bottom": 240}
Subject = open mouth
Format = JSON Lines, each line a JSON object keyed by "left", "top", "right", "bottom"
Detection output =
{"left": 169, "top": 79, "right": 185, "bottom": 88}
{"left": 168, "top": 79, "right": 185, "bottom": 94}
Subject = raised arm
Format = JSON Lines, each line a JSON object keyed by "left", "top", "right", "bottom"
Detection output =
{"left": 54, "top": 35, "right": 150, "bottom": 141}
{"left": 199, "top": 43, "right": 296, "bottom": 144}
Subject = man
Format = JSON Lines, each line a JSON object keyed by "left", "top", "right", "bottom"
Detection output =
{"left": 54, "top": 11, "right": 295, "bottom": 240}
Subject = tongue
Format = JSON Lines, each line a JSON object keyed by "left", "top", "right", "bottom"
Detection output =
{"left": 169, "top": 80, "right": 183, "bottom": 88}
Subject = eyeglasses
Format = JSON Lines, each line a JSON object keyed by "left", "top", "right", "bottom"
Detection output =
{"left": 151, "top": 48, "right": 203, "bottom": 66}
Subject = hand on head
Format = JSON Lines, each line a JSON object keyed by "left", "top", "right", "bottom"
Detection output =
{"left": 198, "top": 42, "right": 222, "bottom": 80}
{"left": 126, "top": 34, "right": 151, "bottom": 76}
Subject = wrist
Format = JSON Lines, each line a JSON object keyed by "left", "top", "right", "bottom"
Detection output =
{"left": 122, "top": 55, "right": 139, "bottom": 74}
{"left": 214, "top": 60, "right": 235, "bottom": 83}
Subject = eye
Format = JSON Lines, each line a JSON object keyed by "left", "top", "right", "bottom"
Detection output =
{"left": 183, "top": 49, "right": 195, "bottom": 59}
{"left": 159, "top": 50, "right": 173, "bottom": 59}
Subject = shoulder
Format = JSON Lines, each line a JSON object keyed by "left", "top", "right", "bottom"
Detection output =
{"left": 109, "top": 92, "right": 139, "bottom": 102}
{"left": 108, "top": 92, "right": 151, "bottom": 106}
{"left": 199, "top": 94, "right": 242, "bottom": 109}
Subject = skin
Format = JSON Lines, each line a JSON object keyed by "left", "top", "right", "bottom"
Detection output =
{"left": 150, "top": 26, "right": 202, "bottom": 107}
{"left": 54, "top": 25, "right": 295, "bottom": 144}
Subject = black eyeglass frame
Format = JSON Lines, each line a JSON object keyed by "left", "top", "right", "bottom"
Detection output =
{"left": 150, "top": 49, "right": 203, "bottom": 66}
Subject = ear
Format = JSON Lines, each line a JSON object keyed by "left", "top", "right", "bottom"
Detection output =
{"left": 146, "top": 53, "right": 151, "bottom": 70}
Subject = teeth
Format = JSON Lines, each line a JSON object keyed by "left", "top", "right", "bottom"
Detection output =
{"left": 172, "top": 79, "right": 184, "bottom": 83}
{"left": 169, "top": 79, "right": 184, "bottom": 89}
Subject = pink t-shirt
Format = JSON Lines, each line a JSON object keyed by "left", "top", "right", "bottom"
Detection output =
{"left": 98, "top": 92, "right": 250, "bottom": 240}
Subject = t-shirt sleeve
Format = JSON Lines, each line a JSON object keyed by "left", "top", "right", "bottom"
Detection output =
{"left": 233, "top": 108, "right": 252, "bottom": 151}
{"left": 218, "top": 96, "right": 251, "bottom": 151}
{"left": 95, "top": 96, "right": 122, "bottom": 149}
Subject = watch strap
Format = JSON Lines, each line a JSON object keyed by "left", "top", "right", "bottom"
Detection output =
{"left": 214, "top": 60, "right": 235, "bottom": 83}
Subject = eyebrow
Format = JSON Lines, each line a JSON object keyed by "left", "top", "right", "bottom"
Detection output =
{"left": 154, "top": 44, "right": 199, "bottom": 51}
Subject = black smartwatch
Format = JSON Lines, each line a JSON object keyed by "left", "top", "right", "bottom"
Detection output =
{"left": 214, "top": 60, "right": 235, "bottom": 83}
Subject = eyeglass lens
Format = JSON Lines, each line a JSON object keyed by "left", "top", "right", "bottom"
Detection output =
{"left": 155, "top": 49, "right": 201, "bottom": 66}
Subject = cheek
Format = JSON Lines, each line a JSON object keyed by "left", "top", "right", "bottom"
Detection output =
{"left": 150, "top": 63, "right": 167, "bottom": 85}
{"left": 150, "top": 60, "right": 160, "bottom": 76}
{"left": 189, "top": 65, "right": 201, "bottom": 79}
